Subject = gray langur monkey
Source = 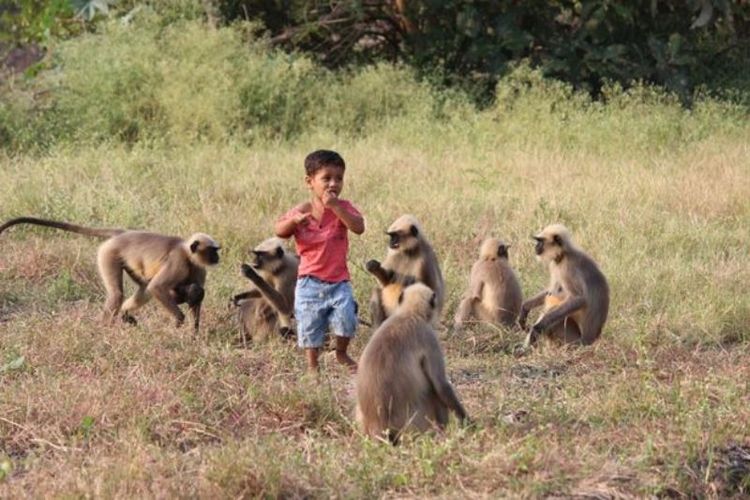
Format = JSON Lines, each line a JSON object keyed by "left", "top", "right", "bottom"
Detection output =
{"left": 231, "top": 237, "right": 299, "bottom": 342}
{"left": 366, "top": 215, "right": 444, "bottom": 327}
{"left": 355, "top": 283, "right": 469, "bottom": 444}
{"left": 518, "top": 224, "right": 609, "bottom": 346}
{"left": 0, "top": 217, "right": 219, "bottom": 332}
{"left": 453, "top": 238, "right": 523, "bottom": 332}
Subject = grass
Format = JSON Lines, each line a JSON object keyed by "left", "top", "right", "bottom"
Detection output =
{"left": 1, "top": 13, "right": 750, "bottom": 498}
{"left": 1, "top": 133, "right": 749, "bottom": 497}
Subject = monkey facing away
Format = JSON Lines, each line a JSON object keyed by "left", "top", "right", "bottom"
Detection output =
{"left": 0, "top": 217, "right": 220, "bottom": 332}
{"left": 231, "top": 237, "right": 299, "bottom": 342}
{"left": 518, "top": 224, "right": 609, "bottom": 346}
{"left": 356, "top": 283, "right": 469, "bottom": 444}
{"left": 453, "top": 238, "right": 523, "bottom": 332}
{"left": 366, "top": 215, "right": 444, "bottom": 327}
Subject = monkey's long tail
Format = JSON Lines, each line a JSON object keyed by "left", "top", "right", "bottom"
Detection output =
{"left": 0, "top": 217, "right": 125, "bottom": 239}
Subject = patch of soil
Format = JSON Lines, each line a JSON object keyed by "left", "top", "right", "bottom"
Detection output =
{"left": 510, "top": 363, "right": 566, "bottom": 380}
{"left": 1, "top": 43, "right": 44, "bottom": 79}
{"left": 690, "top": 442, "right": 750, "bottom": 497}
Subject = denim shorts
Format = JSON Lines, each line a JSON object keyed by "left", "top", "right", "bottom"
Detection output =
{"left": 295, "top": 276, "right": 358, "bottom": 348}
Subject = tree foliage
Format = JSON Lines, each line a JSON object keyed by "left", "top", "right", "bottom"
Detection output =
{"left": 218, "top": 0, "right": 750, "bottom": 97}
{"left": 2, "top": 0, "right": 750, "bottom": 99}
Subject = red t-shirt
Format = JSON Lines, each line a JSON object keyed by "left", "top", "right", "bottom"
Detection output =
{"left": 279, "top": 200, "right": 362, "bottom": 282}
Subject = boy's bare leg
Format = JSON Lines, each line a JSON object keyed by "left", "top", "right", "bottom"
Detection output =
{"left": 306, "top": 347, "right": 320, "bottom": 373}
{"left": 335, "top": 336, "right": 357, "bottom": 374}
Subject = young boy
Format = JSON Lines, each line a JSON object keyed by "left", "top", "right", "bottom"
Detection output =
{"left": 275, "top": 150, "right": 365, "bottom": 373}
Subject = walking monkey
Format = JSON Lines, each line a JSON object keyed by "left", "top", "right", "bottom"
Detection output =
{"left": 0, "top": 217, "right": 219, "bottom": 332}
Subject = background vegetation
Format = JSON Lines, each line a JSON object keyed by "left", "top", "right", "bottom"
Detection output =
{"left": 1, "top": 1, "right": 749, "bottom": 497}
{"left": 3, "top": 0, "right": 750, "bottom": 100}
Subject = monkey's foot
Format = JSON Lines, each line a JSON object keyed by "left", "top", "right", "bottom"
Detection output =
{"left": 278, "top": 326, "right": 296, "bottom": 340}
{"left": 522, "top": 330, "right": 538, "bottom": 350}
{"left": 450, "top": 323, "right": 465, "bottom": 335}
{"left": 121, "top": 313, "right": 138, "bottom": 326}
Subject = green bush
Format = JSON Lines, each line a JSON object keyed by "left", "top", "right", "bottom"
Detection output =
{"left": 0, "top": 11, "right": 748, "bottom": 153}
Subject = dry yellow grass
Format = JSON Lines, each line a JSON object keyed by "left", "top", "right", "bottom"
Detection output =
{"left": 1, "top": 128, "right": 749, "bottom": 497}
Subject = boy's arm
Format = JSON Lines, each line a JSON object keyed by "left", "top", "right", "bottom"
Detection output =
{"left": 275, "top": 208, "right": 311, "bottom": 238}
{"left": 325, "top": 195, "right": 365, "bottom": 235}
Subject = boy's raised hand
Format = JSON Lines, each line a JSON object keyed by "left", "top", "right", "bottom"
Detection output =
{"left": 294, "top": 212, "right": 312, "bottom": 226}
{"left": 322, "top": 190, "right": 340, "bottom": 208}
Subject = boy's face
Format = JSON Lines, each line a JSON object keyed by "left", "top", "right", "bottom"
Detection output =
{"left": 306, "top": 165, "right": 345, "bottom": 201}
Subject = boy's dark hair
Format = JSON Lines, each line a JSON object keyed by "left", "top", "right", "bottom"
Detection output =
{"left": 304, "top": 150, "right": 345, "bottom": 176}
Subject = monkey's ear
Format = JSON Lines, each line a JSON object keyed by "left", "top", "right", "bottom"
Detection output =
{"left": 429, "top": 292, "right": 436, "bottom": 309}
{"left": 410, "top": 225, "right": 419, "bottom": 238}
{"left": 190, "top": 241, "right": 200, "bottom": 253}
{"left": 398, "top": 290, "right": 404, "bottom": 305}
{"left": 552, "top": 234, "right": 563, "bottom": 246}
{"left": 275, "top": 246, "right": 284, "bottom": 258}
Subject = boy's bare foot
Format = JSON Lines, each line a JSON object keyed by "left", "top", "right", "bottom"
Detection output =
{"left": 305, "top": 347, "right": 320, "bottom": 373}
{"left": 335, "top": 336, "right": 357, "bottom": 374}
{"left": 335, "top": 351, "right": 357, "bottom": 374}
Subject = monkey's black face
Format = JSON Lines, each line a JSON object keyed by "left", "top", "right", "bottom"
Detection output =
{"left": 251, "top": 247, "right": 283, "bottom": 269}
{"left": 387, "top": 231, "right": 402, "bottom": 249}
{"left": 206, "top": 246, "right": 220, "bottom": 265}
{"left": 533, "top": 237, "right": 545, "bottom": 256}
{"left": 387, "top": 225, "right": 419, "bottom": 251}
{"left": 189, "top": 237, "right": 221, "bottom": 266}
{"left": 534, "top": 233, "right": 564, "bottom": 261}
{"left": 498, "top": 245, "right": 509, "bottom": 259}
{"left": 251, "top": 251, "right": 268, "bottom": 269}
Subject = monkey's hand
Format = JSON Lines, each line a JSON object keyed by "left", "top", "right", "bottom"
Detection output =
{"left": 174, "top": 310, "right": 186, "bottom": 328}
{"left": 240, "top": 263, "right": 257, "bottom": 280}
{"left": 517, "top": 308, "right": 529, "bottom": 330}
{"left": 531, "top": 320, "right": 546, "bottom": 335}
{"left": 121, "top": 312, "right": 138, "bottom": 326}
{"left": 365, "top": 259, "right": 381, "bottom": 273}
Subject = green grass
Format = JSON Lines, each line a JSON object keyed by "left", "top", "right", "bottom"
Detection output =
{"left": 1, "top": 14, "right": 750, "bottom": 499}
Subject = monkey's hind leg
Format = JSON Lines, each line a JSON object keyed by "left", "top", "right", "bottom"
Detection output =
{"left": 369, "top": 289, "right": 386, "bottom": 328}
{"left": 120, "top": 286, "right": 151, "bottom": 325}
{"left": 97, "top": 244, "right": 125, "bottom": 325}
{"left": 547, "top": 319, "right": 582, "bottom": 344}
{"left": 452, "top": 296, "right": 478, "bottom": 332}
